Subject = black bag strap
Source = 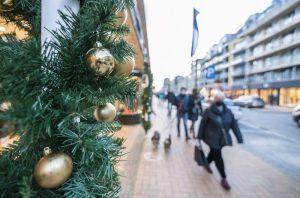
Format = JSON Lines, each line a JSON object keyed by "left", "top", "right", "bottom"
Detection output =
{"left": 217, "top": 115, "right": 226, "bottom": 134}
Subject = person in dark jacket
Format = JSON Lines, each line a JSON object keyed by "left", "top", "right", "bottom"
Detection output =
{"left": 166, "top": 91, "right": 176, "bottom": 117}
{"left": 176, "top": 87, "right": 190, "bottom": 140}
{"left": 197, "top": 91, "right": 243, "bottom": 190}
{"left": 188, "top": 88, "right": 203, "bottom": 138}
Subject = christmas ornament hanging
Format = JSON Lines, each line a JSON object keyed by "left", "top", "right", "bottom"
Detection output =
{"left": 34, "top": 147, "right": 73, "bottom": 189}
{"left": 115, "top": 57, "right": 135, "bottom": 76}
{"left": 93, "top": 103, "right": 116, "bottom": 122}
{"left": 0, "top": 0, "right": 14, "bottom": 11}
{"left": 142, "top": 73, "right": 150, "bottom": 88}
{"left": 0, "top": 101, "right": 11, "bottom": 111}
{"left": 86, "top": 42, "right": 115, "bottom": 76}
{"left": 114, "top": 9, "right": 128, "bottom": 26}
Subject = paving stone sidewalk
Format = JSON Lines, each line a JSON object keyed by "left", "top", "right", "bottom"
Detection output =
{"left": 131, "top": 100, "right": 300, "bottom": 198}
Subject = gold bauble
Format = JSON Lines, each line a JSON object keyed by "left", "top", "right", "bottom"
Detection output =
{"left": 0, "top": 101, "right": 11, "bottom": 111}
{"left": 0, "top": 0, "right": 13, "bottom": 11}
{"left": 115, "top": 57, "right": 135, "bottom": 76}
{"left": 115, "top": 9, "right": 128, "bottom": 26}
{"left": 93, "top": 103, "right": 116, "bottom": 122}
{"left": 34, "top": 147, "right": 73, "bottom": 189}
{"left": 86, "top": 42, "right": 115, "bottom": 76}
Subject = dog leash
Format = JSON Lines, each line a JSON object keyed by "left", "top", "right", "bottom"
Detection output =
{"left": 161, "top": 116, "right": 176, "bottom": 133}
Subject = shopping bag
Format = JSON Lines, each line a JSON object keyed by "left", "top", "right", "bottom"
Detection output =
{"left": 194, "top": 140, "right": 208, "bottom": 166}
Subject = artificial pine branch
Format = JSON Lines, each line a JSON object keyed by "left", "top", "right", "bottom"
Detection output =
{"left": 0, "top": 0, "right": 136, "bottom": 197}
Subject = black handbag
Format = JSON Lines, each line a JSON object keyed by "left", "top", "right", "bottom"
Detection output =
{"left": 194, "top": 140, "right": 208, "bottom": 166}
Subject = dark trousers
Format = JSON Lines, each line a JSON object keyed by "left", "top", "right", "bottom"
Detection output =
{"left": 207, "top": 147, "right": 226, "bottom": 178}
{"left": 177, "top": 112, "right": 189, "bottom": 138}
{"left": 167, "top": 102, "right": 173, "bottom": 116}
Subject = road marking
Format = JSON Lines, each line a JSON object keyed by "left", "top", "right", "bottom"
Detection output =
{"left": 239, "top": 121, "right": 300, "bottom": 145}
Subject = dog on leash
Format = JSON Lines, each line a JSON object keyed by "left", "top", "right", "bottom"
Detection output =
{"left": 164, "top": 134, "right": 172, "bottom": 149}
{"left": 151, "top": 131, "right": 160, "bottom": 147}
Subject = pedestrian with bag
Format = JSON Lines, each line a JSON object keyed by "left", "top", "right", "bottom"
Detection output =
{"left": 166, "top": 91, "right": 176, "bottom": 117}
{"left": 188, "top": 88, "right": 203, "bottom": 138}
{"left": 175, "top": 87, "right": 191, "bottom": 141}
{"left": 197, "top": 91, "right": 243, "bottom": 190}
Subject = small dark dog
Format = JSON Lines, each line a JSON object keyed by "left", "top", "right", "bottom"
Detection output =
{"left": 164, "top": 134, "right": 172, "bottom": 149}
{"left": 151, "top": 131, "right": 160, "bottom": 147}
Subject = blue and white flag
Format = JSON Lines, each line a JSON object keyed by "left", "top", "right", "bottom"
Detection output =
{"left": 191, "top": 8, "right": 199, "bottom": 57}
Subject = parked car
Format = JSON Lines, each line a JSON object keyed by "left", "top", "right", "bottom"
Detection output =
{"left": 292, "top": 104, "right": 300, "bottom": 128}
{"left": 224, "top": 98, "right": 243, "bottom": 120}
{"left": 233, "top": 95, "right": 265, "bottom": 108}
{"left": 201, "top": 98, "right": 242, "bottom": 120}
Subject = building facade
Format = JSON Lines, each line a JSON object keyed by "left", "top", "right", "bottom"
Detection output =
{"left": 200, "top": 0, "right": 300, "bottom": 106}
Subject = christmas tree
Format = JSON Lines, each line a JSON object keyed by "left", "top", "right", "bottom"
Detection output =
{"left": 141, "top": 62, "right": 153, "bottom": 132}
{"left": 0, "top": 0, "right": 137, "bottom": 197}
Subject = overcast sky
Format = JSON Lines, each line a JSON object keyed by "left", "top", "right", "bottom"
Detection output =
{"left": 144, "top": 0, "right": 272, "bottom": 89}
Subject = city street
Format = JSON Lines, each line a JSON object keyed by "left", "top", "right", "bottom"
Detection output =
{"left": 240, "top": 107, "right": 300, "bottom": 141}
{"left": 132, "top": 99, "right": 300, "bottom": 197}
{"left": 238, "top": 107, "right": 300, "bottom": 182}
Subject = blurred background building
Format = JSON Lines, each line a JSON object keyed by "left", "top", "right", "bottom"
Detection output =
{"left": 197, "top": 0, "right": 300, "bottom": 106}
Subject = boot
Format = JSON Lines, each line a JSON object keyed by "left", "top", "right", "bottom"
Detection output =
{"left": 221, "top": 178, "right": 231, "bottom": 190}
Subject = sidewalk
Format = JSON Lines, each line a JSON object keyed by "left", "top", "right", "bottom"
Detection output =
{"left": 131, "top": 99, "right": 300, "bottom": 198}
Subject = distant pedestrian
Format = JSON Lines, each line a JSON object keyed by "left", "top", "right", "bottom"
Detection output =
{"left": 158, "top": 92, "right": 165, "bottom": 106}
{"left": 197, "top": 91, "right": 243, "bottom": 190}
{"left": 188, "top": 88, "right": 203, "bottom": 138}
{"left": 166, "top": 91, "right": 176, "bottom": 117}
{"left": 176, "top": 87, "right": 190, "bottom": 141}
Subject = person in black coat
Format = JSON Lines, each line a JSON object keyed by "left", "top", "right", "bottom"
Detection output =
{"left": 166, "top": 91, "right": 176, "bottom": 117}
{"left": 187, "top": 88, "right": 203, "bottom": 138}
{"left": 176, "top": 87, "right": 191, "bottom": 140}
{"left": 197, "top": 91, "right": 243, "bottom": 190}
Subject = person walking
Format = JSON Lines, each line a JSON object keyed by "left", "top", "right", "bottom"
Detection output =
{"left": 188, "top": 88, "right": 203, "bottom": 138}
{"left": 166, "top": 91, "right": 176, "bottom": 117}
{"left": 176, "top": 87, "right": 191, "bottom": 141}
{"left": 197, "top": 91, "right": 243, "bottom": 190}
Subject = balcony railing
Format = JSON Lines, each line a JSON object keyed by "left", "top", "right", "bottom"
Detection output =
{"left": 248, "top": 59, "right": 300, "bottom": 75}
{"left": 247, "top": 39, "right": 300, "bottom": 62}
{"left": 248, "top": 13, "right": 300, "bottom": 49}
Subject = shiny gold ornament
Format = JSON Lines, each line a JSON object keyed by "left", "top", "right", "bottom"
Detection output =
{"left": 34, "top": 147, "right": 73, "bottom": 189}
{"left": 0, "top": 0, "right": 14, "bottom": 11}
{"left": 115, "top": 9, "right": 128, "bottom": 26}
{"left": 115, "top": 57, "right": 135, "bottom": 76}
{"left": 86, "top": 42, "right": 115, "bottom": 76}
{"left": 0, "top": 101, "right": 11, "bottom": 111}
{"left": 93, "top": 103, "right": 116, "bottom": 122}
